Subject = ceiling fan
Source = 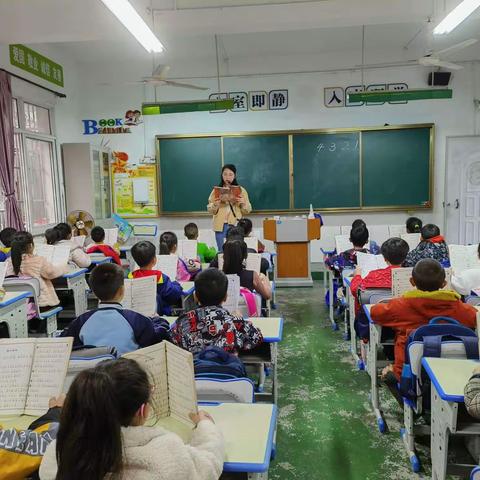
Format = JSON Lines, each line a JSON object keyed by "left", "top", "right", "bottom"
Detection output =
{"left": 417, "top": 38, "right": 478, "bottom": 70}
{"left": 139, "top": 64, "right": 208, "bottom": 90}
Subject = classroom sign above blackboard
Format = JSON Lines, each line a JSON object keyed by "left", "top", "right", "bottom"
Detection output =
{"left": 156, "top": 124, "right": 433, "bottom": 214}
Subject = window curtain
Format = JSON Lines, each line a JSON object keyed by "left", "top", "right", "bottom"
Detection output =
{"left": 0, "top": 71, "right": 23, "bottom": 230}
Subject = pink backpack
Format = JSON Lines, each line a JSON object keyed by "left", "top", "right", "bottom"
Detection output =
{"left": 239, "top": 287, "right": 258, "bottom": 317}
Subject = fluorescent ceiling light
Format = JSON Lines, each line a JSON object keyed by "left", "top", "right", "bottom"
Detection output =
{"left": 434, "top": 0, "right": 480, "bottom": 34}
{"left": 99, "top": 0, "right": 164, "bottom": 52}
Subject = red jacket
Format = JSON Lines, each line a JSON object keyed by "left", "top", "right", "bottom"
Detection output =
{"left": 86, "top": 244, "right": 121, "bottom": 265}
{"left": 371, "top": 289, "right": 477, "bottom": 379}
{"left": 350, "top": 265, "right": 399, "bottom": 315}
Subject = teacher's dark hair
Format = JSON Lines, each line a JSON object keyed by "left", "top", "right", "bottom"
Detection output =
{"left": 219, "top": 164, "right": 239, "bottom": 187}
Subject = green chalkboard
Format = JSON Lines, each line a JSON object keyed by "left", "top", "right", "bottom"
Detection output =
{"left": 159, "top": 137, "right": 222, "bottom": 212}
{"left": 292, "top": 132, "right": 360, "bottom": 208}
{"left": 362, "top": 127, "right": 431, "bottom": 207}
{"left": 223, "top": 135, "right": 290, "bottom": 210}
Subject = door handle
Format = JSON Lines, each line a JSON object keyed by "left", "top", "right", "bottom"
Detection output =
{"left": 454, "top": 199, "right": 460, "bottom": 209}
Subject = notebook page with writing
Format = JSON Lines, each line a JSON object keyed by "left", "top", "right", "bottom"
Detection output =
{"left": 155, "top": 255, "right": 178, "bottom": 281}
{"left": 389, "top": 225, "right": 407, "bottom": 237}
{"left": 35, "top": 244, "right": 70, "bottom": 267}
{"left": 392, "top": 268, "right": 414, "bottom": 297}
{"left": 340, "top": 226, "right": 351, "bottom": 235}
{"left": 104, "top": 228, "right": 118, "bottom": 247}
{"left": 246, "top": 253, "right": 262, "bottom": 273}
{"left": 223, "top": 274, "right": 240, "bottom": 313}
{"left": 178, "top": 240, "right": 198, "bottom": 260}
{"left": 0, "top": 339, "right": 35, "bottom": 415}
{"left": 448, "top": 245, "right": 480, "bottom": 274}
{"left": 72, "top": 235, "right": 86, "bottom": 248}
{"left": 124, "top": 276, "right": 157, "bottom": 317}
{"left": 356, "top": 252, "right": 387, "bottom": 278}
{"left": 244, "top": 237, "right": 258, "bottom": 251}
{"left": 165, "top": 342, "right": 197, "bottom": 426}
{"left": 401, "top": 233, "right": 421, "bottom": 252}
{"left": 123, "top": 342, "right": 169, "bottom": 424}
{"left": 24, "top": 338, "right": 73, "bottom": 416}
{"left": 335, "top": 235, "right": 353, "bottom": 254}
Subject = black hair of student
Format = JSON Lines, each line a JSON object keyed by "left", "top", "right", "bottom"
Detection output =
{"left": 10, "top": 231, "right": 33, "bottom": 275}
{"left": 223, "top": 239, "right": 248, "bottom": 275}
{"left": 421, "top": 224, "right": 441, "bottom": 240}
{"left": 45, "top": 228, "right": 61, "bottom": 245}
{"left": 159, "top": 231, "right": 178, "bottom": 255}
{"left": 194, "top": 268, "right": 229, "bottom": 306}
{"left": 131, "top": 240, "right": 156, "bottom": 268}
{"left": 237, "top": 218, "right": 253, "bottom": 236}
{"left": 406, "top": 217, "right": 423, "bottom": 234}
{"left": 381, "top": 238, "right": 410, "bottom": 265}
{"left": 412, "top": 258, "right": 446, "bottom": 292}
{"left": 88, "top": 263, "right": 124, "bottom": 301}
{"left": 478, "top": 243, "right": 480, "bottom": 259}
{"left": 349, "top": 225, "right": 369, "bottom": 248}
{"left": 218, "top": 163, "right": 239, "bottom": 187}
{"left": 55, "top": 358, "right": 150, "bottom": 480}
{"left": 184, "top": 222, "right": 198, "bottom": 240}
{"left": 226, "top": 225, "right": 245, "bottom": 240}
{"left": 351, "top": 219, "right": 366, "bottom": 229}
{"left": 54, "top": 222, "right": 72, "bottom": 241}
{"left": 91, "top": 226, "right": 106, "bottom": 243}
{"left": 0, "top": 227, "right": 17, "bottom": 248}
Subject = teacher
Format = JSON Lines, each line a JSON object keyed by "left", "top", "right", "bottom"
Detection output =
{"left": 207, "top": 164, "right": 252, "bottom": 250}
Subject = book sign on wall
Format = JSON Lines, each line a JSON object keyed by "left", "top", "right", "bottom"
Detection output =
{"left": 209, "top": 90, "right": 288, "bottom": 113}
{"left": 324, "top": 83, "right": 409, "bottom": 107}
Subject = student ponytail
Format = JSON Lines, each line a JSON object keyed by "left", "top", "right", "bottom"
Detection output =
{"left": 54, "top": 222, "right": 72, "bottom": 241}
{"left": 159, "top": 231, "right": 178, "bottom": 254}
{"left": 55, "top": 358, "right": 150, "bottom": 480}
{"left": 223, "top": 239, "right": 248, "bottom": 275}
{"left": 10, "top": 231, "right": 33, "bottom": 275}
{"left": 406, "top": 217, "right": 423, "bottom": 234}
{"left": 45, "top": 228, "right": 61, "bottom": 245}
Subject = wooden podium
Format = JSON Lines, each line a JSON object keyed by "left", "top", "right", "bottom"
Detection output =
{"left": 263, "top": 217, "right": 321, "bottom": 287}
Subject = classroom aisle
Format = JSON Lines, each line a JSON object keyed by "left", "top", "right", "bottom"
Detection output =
{"left": 268, "top": 281, "right": 456, "bottom": 480}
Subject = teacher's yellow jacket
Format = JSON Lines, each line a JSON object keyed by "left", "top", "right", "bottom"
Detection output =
{"left": 207, "top": 187, "right": 252, "bottom": 232}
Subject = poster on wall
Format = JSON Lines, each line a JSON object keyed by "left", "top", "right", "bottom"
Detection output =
{"left": 111, "top": 152, "right": 159, "bottom": 217}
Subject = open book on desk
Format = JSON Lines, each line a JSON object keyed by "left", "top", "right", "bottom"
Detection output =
{"left": 356, "top": 252, "right": 387, "bottom": 278}
{"left": 449, "top": 244, "right": 480, "bottom": 274}
{"left": 123, "top": 341, "right": 197, "bottom": 428}
{"left": 0, "top": 338, "right": 73, "bottom": 416}
{"left": 122, "top": 276, "right": 157, "bottom": 317}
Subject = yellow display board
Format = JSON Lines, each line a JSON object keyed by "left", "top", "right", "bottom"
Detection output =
{"left": 112, "top": 163, "right": 159, "bottom": 217}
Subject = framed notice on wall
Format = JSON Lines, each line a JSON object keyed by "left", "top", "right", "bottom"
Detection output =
{"left": 112, "top": 164, "right": 159, "bottom": 218}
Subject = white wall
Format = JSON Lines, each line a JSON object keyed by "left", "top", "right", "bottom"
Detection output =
{"left": 71, "top": 58, "right": 480, "bottom": 234}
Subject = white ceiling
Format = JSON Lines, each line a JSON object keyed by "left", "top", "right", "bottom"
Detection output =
{"left": 1, "top": 0, "right": 480, "bottom": 80}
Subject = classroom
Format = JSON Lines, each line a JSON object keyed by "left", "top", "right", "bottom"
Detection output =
{"left": 1, "top": 0, "right": 480, "bottom": 479}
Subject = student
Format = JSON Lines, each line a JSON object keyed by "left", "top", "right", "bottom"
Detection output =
{"left": 371, "top": 259, "right": 476, "bottom": 386}
{"left": 45, "top": 223, "right": 91, "bottom": 269}
{"left": 172, "top": 268, "right": 263, "bottom": 354}
{"left": 209, "top": 226, "right": 269, "bottom": 275}
{"left": 160, "top": 231, "right": 201, "bottom": 281}
{"left": 62, "top": 263, "right": 170, "bottom": 355}
{"left": 6, "top": 231, "right": 68, "bottom": 309}
{"left": 0, "top": 395, "right": 64, "bottom": 480}
{"left": 184, "top": 222, "right": 217, "bottom": 263}
{"left": 406, "top": 216, "right": 423, "bottom": 234}
{"left": 222, "top": 239, "right": 271, "bottom": 301}
{"left": 465, "top": 366, "right": 480, "bottom": 419}
{"left": 86, "top": 226, "right": 121, "bottom": 266}
{"left": 39, "top": 358, "right": 224, "bottom": 480}
{"left": 130, "top": 240, "right": 183, "bottom": 316}
{"left": 403, "top": 224, "right": 450, "bottom": 268}
{"left": 451, "top": 243, "right": 480, "bottom": 296}
{"left": 325, "top": 224, "right": 371, "bottom": 274}
{"left": 350, "top": 237, "right": 410, "bottom": 338}
{"left": 351, "top": 219, "right": 380, "bottom": 254}
{"left": 237, "top": 218, "right": 265, "bottom": 253}
{"left": 0, "top": 227, "right": 16, "bottom": 261}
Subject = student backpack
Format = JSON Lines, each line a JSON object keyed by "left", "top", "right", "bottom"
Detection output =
{"left": 193, "top": 346, "right": 247, "bottom": 379}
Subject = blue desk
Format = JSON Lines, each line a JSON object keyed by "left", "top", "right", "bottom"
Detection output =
{"left": 422, "top": 357, "right": 480, "bottom": 480}
{"left": 88, "top": 255, "right": 112, "bottom": 266}
{"left": 61, "top": 268, "right": 88, "bottom": 316}
{"left": 0, "top": 291, "right": 30, "bottom": 337}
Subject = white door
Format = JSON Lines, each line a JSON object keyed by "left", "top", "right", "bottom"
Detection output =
{"left": 445, "top": 136, "right": 480, "bottom": 244}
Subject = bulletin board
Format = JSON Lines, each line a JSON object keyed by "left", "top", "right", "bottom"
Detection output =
{"left": 111, "top": 164, "right": 159, "bottom": 217}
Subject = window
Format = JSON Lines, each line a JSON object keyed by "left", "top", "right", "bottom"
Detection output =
{"left": 12, "top": 99, "right": 19, "bottom": 129}
{"left": 13, "top": 134, "right": 28, "bottom": 227}
{"left": 24, "top": 138, "right": 56, "bottom": 227}
{"left": 24, "top": 102, "right": 51, "bottom": 134}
